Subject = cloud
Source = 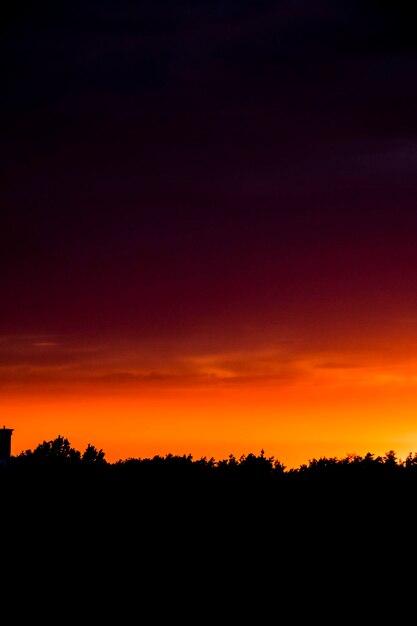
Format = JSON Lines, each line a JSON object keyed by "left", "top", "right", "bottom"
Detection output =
{"left": 2, "top": 329, "right": 417, "bottom": 395}
{"left": 0, "top": 334, "right": 305, "bottom": 391}
{"left": 316, "top": 361, "right": 361, "bottom": 370}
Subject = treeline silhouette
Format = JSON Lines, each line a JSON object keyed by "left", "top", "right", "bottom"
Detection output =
{"left": 4, "top": 434, "right": 417, "bottom": 508}
{"left": 3, "top": 435, "right": 415, "bottom": 604}
{"left": 5, "top": 433, "right": 417, "bottom": 478}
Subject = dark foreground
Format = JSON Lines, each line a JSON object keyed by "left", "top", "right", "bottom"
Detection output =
{"left": 2, "top": 442, "right": 416, "bottom": 618}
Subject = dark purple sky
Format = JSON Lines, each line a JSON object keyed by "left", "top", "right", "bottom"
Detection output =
{"left": 2, "top": 0, "right": 417, "bottom": 343}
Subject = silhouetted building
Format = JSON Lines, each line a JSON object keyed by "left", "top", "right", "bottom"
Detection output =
{"left": 0, "top": 426, "right": 13, "bottom": 464}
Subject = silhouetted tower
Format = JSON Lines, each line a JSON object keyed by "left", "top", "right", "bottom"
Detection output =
{"left": 0, "top": 426, "right": 13, "bottom": 464}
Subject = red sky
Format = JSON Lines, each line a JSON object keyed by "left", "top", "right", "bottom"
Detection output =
{"left": 2, "top": 1, "right": 417, "bottom": 468}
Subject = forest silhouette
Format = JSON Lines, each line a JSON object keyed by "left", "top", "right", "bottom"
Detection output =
{"left": 2, "top": 434, "right": 414, "bottom": 610}
{"left": 6, "top": 433, "right": 417, "bottom": 477}
{"left": 4, "top": 435, "right": 417, "bottom": 520}
{"left": 6, "top": 433, "right": 417, "bottom": 482}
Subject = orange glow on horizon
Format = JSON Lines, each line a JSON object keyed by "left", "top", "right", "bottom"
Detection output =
{"left": 2, "top": 330, "right": 417, "bottom": 469}
{"left": 3, "top": 358, "right": 417, "bottom": 469}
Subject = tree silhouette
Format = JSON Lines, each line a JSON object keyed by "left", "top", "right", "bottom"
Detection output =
{"left": 81, "top": 443, "right": 106, "bottom": 464}
{"left": 14, "top": 435, "right": 106, "bottom": 467}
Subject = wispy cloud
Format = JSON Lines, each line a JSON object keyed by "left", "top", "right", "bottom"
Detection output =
{"left": 2, "top": 332, "right": 417, "bottom": 393}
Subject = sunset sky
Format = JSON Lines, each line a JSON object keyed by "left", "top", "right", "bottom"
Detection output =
{"left": 2, "top": 1, "right": 417, "bottom": 468}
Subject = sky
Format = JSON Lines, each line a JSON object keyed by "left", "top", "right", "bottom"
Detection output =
{"left": 2, "top": 1, "right": 417, "bottom": 468}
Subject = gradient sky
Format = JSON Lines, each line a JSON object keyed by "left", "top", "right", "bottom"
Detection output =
{"left": 2, "top": 1, "right": 417, "bottom": 467}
